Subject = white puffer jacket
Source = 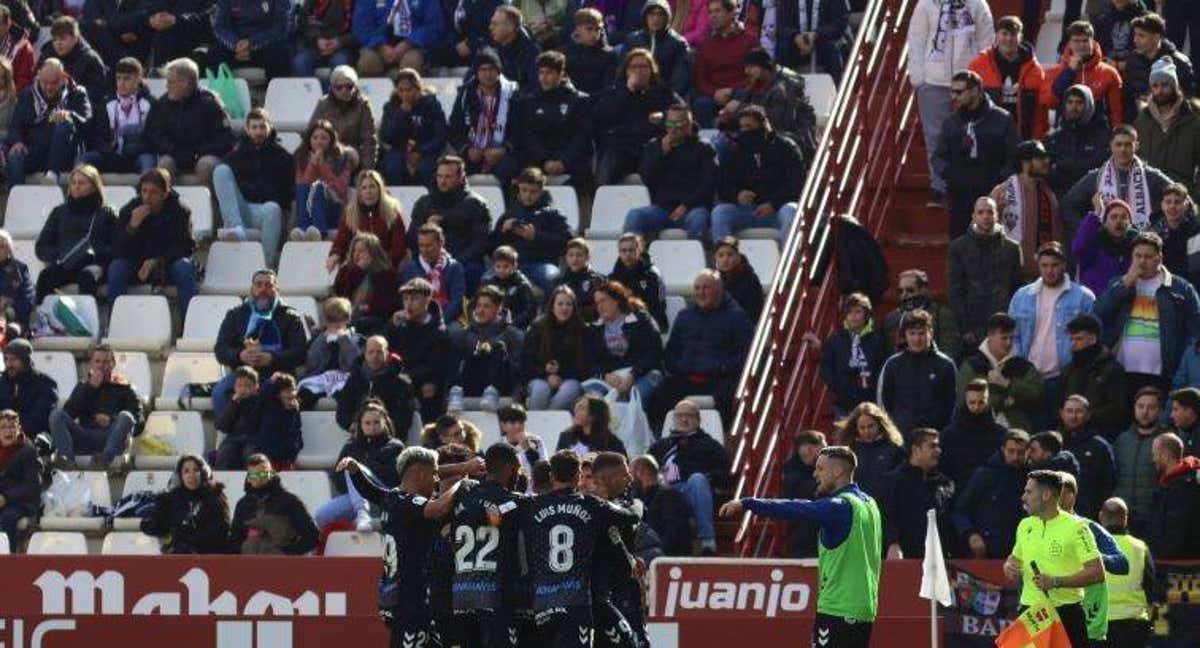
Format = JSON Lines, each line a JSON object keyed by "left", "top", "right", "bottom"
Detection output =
{"left": 906, "top": 0, "right": 995, "bottom": 88}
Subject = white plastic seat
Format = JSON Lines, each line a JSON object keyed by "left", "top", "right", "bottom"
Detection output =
{"left": 388, "top": 186, "right": 427, "bottom": 229}
{"left": 474, "top": 186, "right": 505, "bottom": 217}
{"left": 135, "top": 412, "right": 206, "bottom": 469}
{"left": 33, "top": 351, "right": 76, "bottom": 405}
{"left": 296, "top": 411, "right": 350, "bottom": 469}
{"left": 156, "top": 352, "right": 226, "bottom": 410}
{"left": 277, "top": 241, "right": 334, "bottom": 296}
{"left": 526, "top": 411, "right": 570, "bottom": 451}
{"left": 587, "top": 185, "right": 650, "bottom": 238}
{"left": 5, "top": 185, "right": 63, "bottom": 237}
{"left": 106, "top": 185, "right": 137, "bottom": 210}
{"left": 112, "top": 351, "right": 153, "bottom": 402}
{"left": 660, "top": 409, "right": 726, "bottom": 446}
{"left": 201, "top": 242, "right": 266, "bottom": 295}
{"left": 545, "top": 186, "right": 580, "bottom": 234}
{"left": 122, "top": 470, "right": 174, "bottom": 496}
{"left": 0, "top": 532, "right": 8, "bottom": 553}
{"left": 178, "top": 295, "right": 241, "bottom": 351}
{"left": 263, "top": 77, "right": 324, "bottom": 132}
{"left": 282, "top": 295, "right": 320, "bottom": 330}
{"left": 803, "top": 74, "right": 837, "bottom": 128}
{"left": 102, "top": 532, "right": 163, "bottom": 555}
{"left": 665, "top": 296, "right": 687, "bottom": 332}
{"left": 278, "top": 471, "right": 333, "bottom": 516}
{"left": 358, "top": 77, "right": 394, "bottom": 117}
{"left": 12, "top": 239, "right": 44, "bottom": 286}
{"left": 176, "top": 186, "right": 215, "bottom": 240}
{"left": 739, "top": 239, "right": 780, "bottom": 290}
{"left": 39, "top": 471, "right": 112, "bottom": 532}
{"left": 435, "top": 84, "right": 459, "bottom": 118}
{"left": 648, "top": 240, "right": 706, "bottom": 294}
{"left": 588, "top": 240, "right": 619, "bottom": 275}
{"left": 325, "top": 531, "right": 384, "bottom": 556}
{"left": 459, "top": 411, "right": 501, "bottom": 448}
{"left": 27, "top": 531, "right": 88, "bottom": 555}
{"left": 32, "top": 294, "right": 100, "bottom": 351}
{"left": 103, "top": 295, "right": 172, "bottom": 354}
{"left": 213, "top": 470, "right": 246, "bottom": 505}
{"left": 278, "top": 131, "right": 303, "bottom": 154}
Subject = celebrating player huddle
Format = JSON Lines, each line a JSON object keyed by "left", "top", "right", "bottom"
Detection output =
{"left": 336, "top": 445, "right": 647, "bottom": 648}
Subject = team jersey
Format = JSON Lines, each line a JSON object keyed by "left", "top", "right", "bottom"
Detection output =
{"left": 452, "top": 479, "right": 525, "bottom": 612}
{"left": 1011, "top": 512, "right": 1101, "bottom": 608}
{"left": 428, "top": 520, "right": 456, "bottom": 619}
{"left": 352, "top": 472, "right": 440, "bottom": 622}
{"left": 594, "top": 495, "right": 641, "bottom": 601}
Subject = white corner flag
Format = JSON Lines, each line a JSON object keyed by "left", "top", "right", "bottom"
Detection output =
{"left": 919, "top": 509, "right": 952, "bottom": 648}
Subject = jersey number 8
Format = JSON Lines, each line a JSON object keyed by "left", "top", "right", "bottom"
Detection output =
{"left": 456, "top": 525, "right": 500, "bottom": 571}
{"left": 548, "top": 524, "right": 575, "bottom": 573}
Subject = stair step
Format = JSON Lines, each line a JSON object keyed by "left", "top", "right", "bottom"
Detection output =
{"left": 891, "top": 233, "right": 950, "bottom": 247}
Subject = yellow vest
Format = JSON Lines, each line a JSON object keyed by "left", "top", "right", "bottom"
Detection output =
{"left": 1106, "top": 533, "right": 1150, "bottom": 622}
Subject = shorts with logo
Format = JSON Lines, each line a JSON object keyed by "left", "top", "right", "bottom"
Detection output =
{"left": 385, "top": 606, "right": 438, "bottom": 648}
{"left": 593, "top": 597, "right": 638, "bottom": 648}
{"left": 813, "top": 612, "right": 873, "bottom": 648}
{"left": 538, "top": 605, "right": 594, "bottom": 648}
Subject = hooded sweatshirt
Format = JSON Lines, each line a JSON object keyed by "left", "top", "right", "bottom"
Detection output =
{"left": 624, "top": 0, "right": 692, "bottom": 96}
{"left": 1043, "top": 85, "right": 1111, "bottom": 196}
{"left": 906, "top": 0, "right": 995, "bottom": 88}
{"left": 1043, "top": 40, "right": 1124, "bottom": 129}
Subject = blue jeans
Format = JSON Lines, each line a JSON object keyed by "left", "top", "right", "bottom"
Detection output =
{"left": 49, "top": 408, "right": 136, "bottom": 464}
{"left": 314, "top": 472, "right": 371, "bottom": 528}
{"left": 106, "top": 257, "right": 196, "bottom": 316}
{"left": 382, "top": 149, "right": 438, "bottom": 186}
{"left": 213, "top": 164, "right": 284, "bottom": 268}
{"left": 677, "top": 472, "right": 715, "bottom": 541}
{"left": 80, "top": 150, "right": 158, "bottom": 174}
{"left": 292, "top": 48, "right": 358, "bottom": 78}
{"left": 710, "top": 202, "right": 798, "bottom": 240}
{"left": 583, "top": 370, "right": 662, "bottom": 408}
{"left": 520, "top": 261, "right": 560, "bottom": 292}
{"left": 7, "top": 122, "right": 81, "bottom": 185}
{"left": 624, "top": 205, "right": 710, "bottom": 241}
{"left": 295, "top": 183, "right": 342, "bottom": 232}
{"left": 527, "top": 378, "right": 583, "bottom": 410}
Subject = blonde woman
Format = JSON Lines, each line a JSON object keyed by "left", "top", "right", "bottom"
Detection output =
{"left": 835, "top": 402, "right": 907, "bottom": 498}
{"left": 0, "top": 57, "right": 16, "bottom": 133}
{"left": 33, "top": 164, "right": 118, "bottom": 301}
{"left": 326, "top": 170, "right": 407, "bottom": 271}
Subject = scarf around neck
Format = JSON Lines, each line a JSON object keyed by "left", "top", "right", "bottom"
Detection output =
{"left": 244, "top": 297, "right": 283, "bottom": 352}
{"left": 420, "top": 252, "right": 450, "bottom": 305}
{"left": 33, "top": 82, "right": 67, "bottom": 124}
{"left": 1098, "top": 157, "right": 1153, "bottom": 228}
{"left": 469, "top": 78, "right": 516, "bottom": 149}
{"left": 389, "top": 0, "right": 413, "bottom": 39}
{"left": 1148, "top": 97, "right": 1183, "bottom": 133}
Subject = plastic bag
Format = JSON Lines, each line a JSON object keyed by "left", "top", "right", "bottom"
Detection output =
{"left": 34, "top": 295, "right": 94, "bottom": 338}
{"left": 42, "top": 471, "right": 95, "bottom": 517}
{"left": 134, "top": 434, "right": 175, "bottom": 457}
{"left": 206, "top": 63, "right": 246, "bottom": 120}
{"left": 607, "top": 381, "right": 654, "bottom": 458}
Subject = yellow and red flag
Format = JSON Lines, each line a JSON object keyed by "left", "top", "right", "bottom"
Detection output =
{"left": 994, "top": 604, "right": 1072, "bottom": 648}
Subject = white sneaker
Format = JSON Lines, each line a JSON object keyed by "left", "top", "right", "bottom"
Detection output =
{"left": 41, "top": 171, "right": 57, "bottom": 184}
{"left": 305, "top": 226, "right": 323, "bottom": 242}
{"left": 354, "top": 510, "right": 374, "bottom": 533}
{"left": 481, "top": 386, "right": 500, "bottom": 412}
{"left": 447, "top": 386, "right": 464, "bottom": 414}
{"left": 289, "top": 227, "right": 305, "bottom": 241}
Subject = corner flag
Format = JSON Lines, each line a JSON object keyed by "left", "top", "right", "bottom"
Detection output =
{"left": 919, "top": 509, "right": 953, "bottom": 606}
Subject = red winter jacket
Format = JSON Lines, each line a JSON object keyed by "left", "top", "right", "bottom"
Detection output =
{"left": 693, "top": 22, "right": 758, "bottom": 97}
{"left": 1039, "top": 41, "right": 1124, "bottom": 133}
{"left": 969, "top": 44, "right": 1047, "bottom": 139}
{"left": 0, "top": 25, "right": 35, "bottom": 93}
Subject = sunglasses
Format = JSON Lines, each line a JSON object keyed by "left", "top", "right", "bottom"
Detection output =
{"left": 247, "top": 469, "right": 272, "bottom": 480}
{"left": 665, "top": 120, "right": 687, "bottom": 128}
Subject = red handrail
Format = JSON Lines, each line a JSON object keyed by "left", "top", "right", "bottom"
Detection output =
{"left": 729, "top": 0, "right": 921, "bottom": 556}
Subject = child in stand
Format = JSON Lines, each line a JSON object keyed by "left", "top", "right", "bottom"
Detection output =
{"left": 298, "top": 297, "right": 363, "bottom": 409}
{"left": 551, "top": 237, "right": 606, "bottom": 321}
{"left": 214, "top": 367, "right": 262, "bottom": 469}
{"left": 480, "top": 245, "right": 537, "bottom": 329}
{"left": 256, "top": 373, "right": 304, "bottom": 471}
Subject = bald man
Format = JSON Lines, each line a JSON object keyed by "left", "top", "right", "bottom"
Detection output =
{"left": 6, "top": 58, "right": 91, "bottom": 185}
{"left": 947, "top": 195, "right": 1025, "bottom": 346}
{"left": 1099, "top": 497, "right": 1154, "bottom": 647}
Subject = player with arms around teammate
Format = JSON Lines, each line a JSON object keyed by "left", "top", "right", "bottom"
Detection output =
{"left": 591, "top": 452, "right": 649, "bottom": 648}
{"left": 337, "top": 446, "right": 461, "bottom": 648}
{"left": 1003, "top": 469, "right": 1105, "bottom": 648}
{"left": 719, "top": 445, "right": 882, "bottom": 648}
{"left": 1057, "top": 472, "right": 1129, "bottom": 647}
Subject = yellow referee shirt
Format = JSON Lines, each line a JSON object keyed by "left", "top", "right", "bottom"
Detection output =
{"left": 1010, "top": 512, "right": 1101, "bottom": 607}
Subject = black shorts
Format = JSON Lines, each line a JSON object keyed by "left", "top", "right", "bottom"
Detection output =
{"left": 538, "top": 606, "right": 594, "bottom": 648}
{"left": 1105, "top": 618, "right": 1151, "bottom": 648}
{"left": 813, "top": 612, "right": 873, "bottom": 648}
{"left": 388, "top": 620, "right": 438, "bottom": 648}
{"left": 454, "top": 610, "right": 519, "bottom": 648}
{"left": 593, "top": 598, "right": 638, "bottom": 648}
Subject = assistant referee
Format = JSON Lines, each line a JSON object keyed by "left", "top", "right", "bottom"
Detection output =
{"left": 720, "top": 446, "right": 882, "bottom": 648}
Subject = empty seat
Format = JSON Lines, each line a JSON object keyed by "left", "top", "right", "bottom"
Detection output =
{"left": 278, "top": 471, "right": 333, "bottom": 516}
{"left": 278, "top": 131, "right": 303, "bottom": 154}
{"left": 178, "top": 295, "right": 241, "bottom": 351}
{"left": 156, "top": 352, "right": 225, "bottom": 410}
{"left": 803, "top": 74, "right": 837, "bottom": 127}
{"left": 103, "top": 295, "right": 172, "bottom": 354}
{"left": 388, "top": 186, "right": 426, "bottom": 228}
{"left": 5, "top": 185, "right": 63, "bottom": 237}
{"left": 739, "top": 239, "right": 780, "bottom": 289}
{"left": 474, "top": 186, "right": 505, "bottom": 216}
{"left": 648, "top": 240, "right": 706, "bottom": 294}
{"left": 588, "top": 240, "right": 619, "bottom": 274}
{"left": 102, "top": 532, "right": 162, "bottom": 555}
{"left": 358, "top": 77, "right": 394, "bottom": 117}
{"left": 113, "top": 351, "right": 153, "bottom": 401}
{"left": 33, "top": 295, "right": 100, "bottom": 351}
{"left": 135, "top": 412, "right": 206, "bottom": 469}
{"left": 40, "top": 471, "right": 112, "bottom": 532}
{"left": 12, "top": 239, "right": 44, "bottom": 286}
{"left": 659, "top": 409, "right": 726, "bottom": 445}
{"left": 526, "top": 411, "right": 570, "bottom": 451}
{"left": 122, "top": 470, "right": 174, "bottom": 496}
{"left": 588, "top": 185, "right": 650, "bottom": 238}
{"left": 665, "top": 296, "right": 687, "bottom": 331}
{"left": 176, "top": 186, "right": 215, "bottom": 240}
{"left": 545, "top": 186, "right": 580, "bottom": 234}
{"left": 0, "top": 531, "right": 8, "bottom": 553}
{"left": 264, "top": 77, "right": 324, "bottom": 132}
{"left": 201, "top": 242, "right": 266, "bottom": 295}
{"left": 106, "top": 185, "right": 137, "bottom": 210}
{"left": 434, "top": 84, "right": 459, "bottom": 118}
{"left": 213, "top": 470, "right": 246, "bottom": 504}
{"left": 282, "top": 295, "right": 320, "bottom": 330}
{"left": 325, "top": 531, "right": 384, "bottom": 556}
{"left": 27, "top": 531, "right": 88, "bottom": 555}
{"left": 459, "top": 411, "right": 501, "bottom": 448}
{"left": 277, "top": 241, "right": 334, "bottom": 296}
{"left": 296, "top": 412, "right": 350, "bottom": 469}
{"left": 34, "top": 351, "right": 76, "bottom": 405}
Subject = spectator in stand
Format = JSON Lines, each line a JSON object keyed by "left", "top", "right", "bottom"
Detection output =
{"left": 293, "top": 119, "right": 356, "bottom": 240}
{"left": 0, "top": 6, "right": 35, "bottom": 94}
{"left": 408, "top": 156, "right": 493, "bottom": 287}
{"left": 608, "top": 233, "right": 669, "bottom": 331}
{"left": 624, "top": 101, "right": 715, "bottom": 242}
{"left": 489, "top": 167, "right": 570, "bottom": 291}
{"left": 880, "top": 427, "right": 955, "bottom": 559}
{"left": 878, "top": 308, "right": 958, "bottom": 433}
{"left": 309, "top": 66, "right": 379, "bottom": 173}
{"left": 81, "top": 57, "right": 155, "bottom": 175}
{"left": 296, "top": 297, "right": 361, "bottom": 410}
{"left": 1095, "top": 231, "right": 1200, "bottom": 398}
{"left": 1151, "top": 184, "right": 1200, "bottom": 285}
{"left": 691, "top": 0, "right": 757, "bottom": 127}
{"left": 5, "top": 59, "right": 90, "bottom": 185}
{"left": 379, "top": 69, "right": 447, "bottom": 187}
{"left": 1074, "top": 199, "right": 1138, "bottom": 297}
{"left": 327, "top": 170, "right": 408, "bottom": 271}
{"left": 778, "top": 0, "right": 850, "bottom": 80}
{"left": 1168, "top": 387, "right": 1200, "bottom": 457}
{"left": 1133, "top": 60, "right": 1200, "bottom": 198}
{"left": 953, "top": 429, "right": 1030, "bottom": 558}
{"left": 592, "top": 47, "right": 678, "bottom": 184}
{"left": 834, "top": 401, "right": 906, "bottom": 498}
{"left": 293, "top": 0, "right": 361, "bottom": 77}
{"left": 714, "top": 237, "right": 764, "bottom": 321}
{"left": 1044, "top": 85, "right": 1110, "bottom": 200}
{"left": 33, "top": 164, "right": 117, "bottom": 303}
{"left": 934, "top": 71, "right": 1019, "bottom": 237}
{"left": 990, "top": 141, "right": 1059, "bottom": 275}
{"left": 0, "top": 340, "right": 55, "bottom": 438}
{"left": 1060, "top": 314, "right": 1130, "bottom": 437}
{"left": 957, "top": 314, "right": 1045, "bottom": 432}
{"left": 591, "top": 0, "right": 646, "bottom": 46}
{"left": 336, "top": 336, "right": 416, "bottom": 434}
{"left": 649, "top": 399, "right": 731, "bottom": 556}
{"left": 1114, "top": 385, "right": 1168, "bottom": 534}
{"left": 210, "top": 0, "right": 291, "bottom": 78}
{"left": 968, "top": 16, "right": 1046, "bottom": 140}
{"left": 884, "top": 269, "right": 962, "bottom": 360}
{"left": 144, "top": 57, "right": 236, "bottom": 186}
{"left": 106, "top": 168, "right": 197, "bottom": 315}
{"left": 517, "top": 0, "right": 572, "bottom": 51}
{"left": 588, "top": 280, "right": 665, "bottom": 404}
{"left": 623, "top": 0, "right": 691, "bottom": 98}
{"left": 1146, "top": 432, "right": 1200, "bottom": 558}
{"left": 516, "top": 51, "right": 593, "bottom": 190}
{"left": 565, "top": 8, "right": 619, "bottom": 96}
{"left": 475, "top": 5, "right": 541, "bottom": 89}
{"left": 213, "top": 108, "right": 294, "bottom": 269}
{"left": 448, "top": 50, "right": 521, "bottom": 188}
{"left": 1057, "top": 394, "right": 1118, "bottom": 518}
{"left": 523, "top": 286, "right": 591, "bottom": 410}
{"left": 419, "top": 413, "right": 483, "bottom": 451}
{"left": 819, "top": 292, "right": 888, "bottom": 417}
{"left": 631, "top": 454, "right": 693, "bottom": 555}
{"left": 712, "top": 105, "right": 802, "bottom": 240}
{"left": 648, "top": 270, "right": 753, "bottom": 430}
{"left": 906, "top": 0, "right": 994, "bottom": 205}
{"left": 1041, "top": 21, "right": 1124, "bottom": 132}
{"left": 719, "top": 49, "right": 818, "bottom": 159}
{"left": 40, "top": 17, "right": 107, "bottom": 107}
{"left": 498, "top": 404, "right": 548, "bottom": 488}
{"left": 139, "top": 454, "right": 231, "bottom": 554}
{"left": 1124, "top": 13, "right": 1196, "bottom": 125}
{"left": 449, "top": 285, "right": 524, "bottom": 409}
{"left": 1092, "top": 0, "right": 1149, "bottom": 74}
{"left": 316, "top": 400, "right": 406, "bottom": 533}
{"left": 352, "top": 0, "right": 443, "bottom": 77}
{"left": 385, "top": 278, "right": 452, "bottom": 422}
{"left": 333, "top": 233, "right": 402, "bottom": 334}
{"left": 1027, "top": 430, "right": 1081, "bottom": 474}
{"left": 480, "top": 246, "right": 537, "bottom": 329}
{"left": 436, "top": 0, "right": 501, "bottom": 68}
{"left": 1173, "top": 346, "right": 1200, "bottom": 421}
{"left": 219, "top": 372, "right": 302, "bottom": 470}
{"left": 140, "top": 0, "right": 213, "bottom": 67}
{"left": 399, "top": 224, "right": 466, "bottom": 325}
{"left": 557, "top": 394, "right": 627, "bottom": 454}
{"left": 0, "top": 1, "right": 33, "bottom": 35}
{"left": 212, "top": 270, "right": 309, "bottom": 418}
{"left": 947, "top": 197, "right": 1024, "bottom": 347}
{"left": 941, "top": 379, "right": 1009, "bottom": 491}
{"left": 780, "top": 430, "right": 825, "bottom": 558}
{"left": 230, "top": 454, "right": 320, "bottom": 555}
{"left": 552, "top": 238, "right": 606, "bottom": 321}
{"left": 49, "top": 343, "right": 143, "bottom": 471}
{"left": 0, "top": 59, "right": 17, "bottom": 134}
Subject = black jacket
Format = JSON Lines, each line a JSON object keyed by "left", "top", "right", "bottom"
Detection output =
{"left": 947, "top": 226, "right": 1024, "bottom": 341}
{"left": 34, "top": 194, "right": 118, "bottom": 271}
{"left": 476, "top": 28, "right": 541, "bottom": 89}
{"left": 0, "top": 437, "right": 40, "bottom": 513}
{"left": 781, "top": 453, "right": 819, "bottom": 557}
{"left": 229, "top": 476, "right": 319, "bottom": 555}
{"left": 939, "top": 407, "right": 1007, "bottom": 492}
{"left": 111, "top": 189, "right": 195, "bottom": 267}
{"left": 718, "top": 128, "right": 805, "bottom": 211}
{"left": 521, "top": 316, "right": 592, "bottom": 381}
{"left": 140, "top": 484, "right": 231, "bottom": 554}
{"left": 819, "top": 323, "right": 889, "bottom": 412}
{"left": 1146, "top": 457, "right": 1200, "bottom": 559}
{"left": 951, "top": 450, "right": 1026, "bottom": 558}
{"left": 213, "top": 300, "right": 309, "bottom": 375}
{"left": 932, "top": 95, "right": 1019, "bottom": 197}
{"left": 63, "top": 380, "right": 145, "bottom": 433}
{"left": 1092, "top": 0, "right": 1148, "bottom": 66}
{"left": 90, "top": 83, "right": 154, "bottom": 155}
{"left": 877, "top": 346, "right": 958, "bottom": 433}
{"left": 334, "top": 434, "right": 406, "bottom": 494}
{"left": 383, "top": 301, "right": 451, "bottom": 392}
{"left": 636, "top": 481, "right": 692, "bottom": 556}
{"left": 489, "top": 190, "right": 571, "bottom": 264}
{"left": 408, "top": 184, "right": 493, "bottom": 265}
{"left": 1059, "top": 343, "right": 1129, "bottom": 438}
{"left": 1044, "top": 106, "right": 1111, "bottom": 198}
{"left": 640, "top": 132, "right": 716, "bottom": 210}
{"left": 481, "top": 270, "right": 538, "bottom": 329}
{"left": 556, "top": 426, "right": 628, "bottom": 455}
{"left": 851, "top": 436, "right": 906, "bottom": 499}
{"left": 144, "top": 87, "right": 236, "bottom": 165}
{"left": 624, "top": 0, "right": 691, "bottom": 96}
{"left": 0, "top": 368, "right": 56, "bottom": 435}
{"left": 1062, "top": 427, "right": 1117, "bottom": 520}
{"left": 1124, "top": 39, "right": 1196, "bottom": 122}
{"left": 6, "top": 78, "right": 91, "bottom": 147}
{"left": 1152, "top": 211, "right": 1200, "bottom": 285}
{"left": 335, "top": 354, "right": 416, "bottom": 434}
{"left": 563, "top": 37, "right": 619, "bottom": 96}
{"left": 778, "top": 0, "right": 850, "bottom": 67}
{"left": 551, "top": 265, "right": 606, "bottom": 321}
{"left": 720, "top": 255, "right": 765, "bottom": 322}
{"left": 833, "top": 213, "right": 889, "bottom": 306}
{"left": 516, "top": 80, "right": 591, "bottom": 166}
{"left": 649, "top": 429, "right": 731, "bottom": 487}
{"left": 608, "top": 253, "right": 669, "bottom": 331}
{"left": 221, "top": 130, "right": 295, "bottom": 208}
{"left": 448, "top": 76, "right": 519, "bottom": 157}
{"left": 592, "top": 81, "right": 677, "bottom": 154}
{"left": 588, "top": 309, "right": 664, "bottom": 378}
{"left": 216, "top": 393, "right": 262, "bottom": 446}
{"left": 38, "top": 38, "right": 108, "bottom": 105}
{"left": 379, "top": 93, "right": 448, "bottom": 159}
{"left": 879, "top": 463, "right": 956, "bottom": 558}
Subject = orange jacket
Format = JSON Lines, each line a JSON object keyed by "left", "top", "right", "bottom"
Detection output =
{"left": 1039, "top": 40, "right": 1124, "bottom": 134}
{"left": 969, "top": 44, "right": 1047, "bottom": 138}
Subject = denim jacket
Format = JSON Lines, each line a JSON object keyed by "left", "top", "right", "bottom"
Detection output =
{"left": 1008, "top": 275, "right": 1096, "bottom": 374}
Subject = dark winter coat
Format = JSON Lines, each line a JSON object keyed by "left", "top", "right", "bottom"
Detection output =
{"left": 833, "top": 213, "right": 889, "bottom": 306}
{"left": 333, "top": 265, "right": 401, "bottom": 323}
{"left": 623, "top": 0, "right": 692, "bottom": 96}
{"left": 447, "top": 0, "right": 502, "bottom": 51}
{"left": 1095, "top": 268, "right": 1200, "bottom": 381}
{"left": 450, "top": 318, "right": 524, "bottom": 389}
{"left": 489, "top": 191, "right": 571, "bottom": 263}
{"left": 1058, "top": 343, "right": 1130, "bottom": 438}
{"left": 334, "top": 434, "right": 406, "bottom": 494}
{"left": 63, "top": 379, "right": 145, "bottom": 432}
{"left": 1145, "top": 455, "right": 1200, "bottom": 559}
{"left": 221, "top": 131, "right": 295, "bottom": 209}
{"left": 212, "top": 0, "right": 292, "bottom": 51}
{"left": 230, "top": 476, "right": 320, "bottom": 555}
{"left": 521, "top": 316, "right": 592, "bottom": 381}
{"left": 592, "top": 80, "right": 677, "bottom": 155}
{"left": 383, "top": 301, "right": 451, "bottom": 392}
{"left": 564, "top": 37, "right": 619, "bottom": 96}
{"left": 555, "top": 425, "right": 628, "bottom": 455}
{"left": 640, "top": 132, "right": 716, "bottom": 210}
{"left": 636, "top": 481, "right": 692, "bottom": 556}
{"left": 111, "top": 190, "right": 195, "bottom": 267}
{"left": 379, "top": 93, "right": 449, "bottom": 159}
{"left": 37, "top": 38, "right": 108, "bottom": 105}
{"left": 481, "top": 270, "right": 538, "bottom": 329}
{"left": 213, "top": 300, "right": 309, "bottom": 375}
{"left": 938, "top": 407, "right": 1007, "bottom": 492}
{"left": 1133, "top": 99, "right": 1200, "bottom": 198}
{"left": 588, "top": 308, "right": 664, "bottom": 378}
{"left": 781, "top": 453, "right": 819, "bottom": 557}
{"left": 879, "top": 463, "right": 956, "bottom": 558}
{"left": 877, "top": 346, "right": 958, "bottom": 433}
{"left": 1124, "top": 39, "right": 1197, "bottom": 122}
{"left": 408, "top": 184, "right": 493, "bottom": 265}
{"left": 851, "top": 436, "right": 906, "bottom": 500}
{"left": 1113, "top": 425, "right": 1166, "bottom": 533}
{"left": 728, "top": 65, "right": 818, "bottom": 158}
{"left": 956, "top": 347, "right": 1045, "bottom": 433}
{"left": 717, "top": 128, "right": 805, "bottom": 211}
{"left": 664, "top": 295, "right": 753, "bottom": 379}
{"left": 476, "top": 28, "right": 541, "bottom": 89}
{"left": 1091, "top": 0, "right": 1148, "bottom": 66}
{"left": 550, "top": 265, "right": 606, "bottom": 320}
{"left": 90, "top": 83, "right": 154, "bottom": 155}
{"left": 883, "top": 298, "right": 962, "bottom": 360}
{"left": 144, "top": 87, "right": 236, "bottom": 165}
{"left": 140, "top": 484, "right": 231, "bottom": 554}
{"left": 255, "top": 379, "right": 303, "bottom": 463}
{"left": 608, "top": 253, "right": 668, "bottom": 331}
{"left": 720, "top": 254, "right": 765, "bottom": 322}
{"left": 302, "top": 0, "right": 359, "bottom": 49}
{"left": 1044, "top": 100, "right": 1111, "bottom": 198}
{"left": 0, "top": 257, "right": 35, "bottom": 330}
{"left": 951, "top": 450, "right": 1026, "bottom": 558}
{"left": 947, "top": 226, "right": 1025, "bottom": 342}
{"left": 398, "top": 253, "right": 466, "bottom": 324}
{"left": 6, "top": 78, "right": 91, "bottom": 147}
{"left": 1151, "top": 210, "right": 1200, "bottom": 286}
{"left": 932, "top": 95, "right": 1019, "bottom": 199}
{"left": 1062, "top": 426, "right": 1117, "bottom": 520}
{"left": 649, "top": 428, "right": 731, "bottom": 487}
{"left": 516, "top": 80, "right": 592, "bottom": 167}
{"left": 819, "top": 323, "right": 889, "bottom": 413}
{"left": 0, "top": 437, "right": 40, "bottom": 513}
{"left": 0, "top": 367, "right": 56, "bottom": 435}
{"left": 336, "top": 354, "right": 416, "bottom": 434}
